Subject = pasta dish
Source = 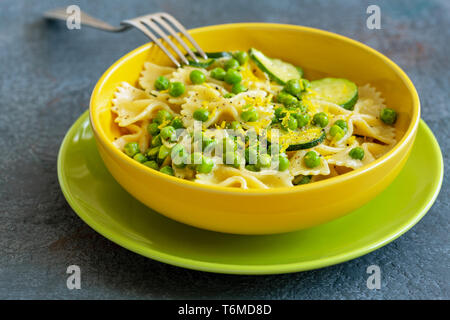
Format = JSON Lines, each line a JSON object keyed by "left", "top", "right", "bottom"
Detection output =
{"left": 111, "top": 49, "right": 398, "bottom": 189}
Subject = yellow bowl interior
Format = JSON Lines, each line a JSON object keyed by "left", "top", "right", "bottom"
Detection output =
{"left": 90, "top": 23, "right": 419, "bottom": 234}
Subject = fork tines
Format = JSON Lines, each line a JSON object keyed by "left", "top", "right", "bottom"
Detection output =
{"left": 122, "top": 12, "right": 207, "bottom": 67}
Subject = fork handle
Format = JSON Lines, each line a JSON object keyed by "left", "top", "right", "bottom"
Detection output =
{"left": 44, "top": 8, "right": 129, "bottom": 32}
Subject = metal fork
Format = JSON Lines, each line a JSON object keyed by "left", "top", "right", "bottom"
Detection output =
{"left": 44, "top": 8, "right": 207, "bottom": 67}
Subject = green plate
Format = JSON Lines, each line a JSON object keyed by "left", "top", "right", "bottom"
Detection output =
{"left": 57, "top": 111, "right": 443, "bottom": 274}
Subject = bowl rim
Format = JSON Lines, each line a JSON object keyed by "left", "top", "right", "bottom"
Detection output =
{"left": 89, "top": 22, "right": 420, "bottom": 195}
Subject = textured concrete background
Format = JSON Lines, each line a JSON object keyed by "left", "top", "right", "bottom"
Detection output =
{"left": 0, "top": 0, "right": 448, "bottom": 299}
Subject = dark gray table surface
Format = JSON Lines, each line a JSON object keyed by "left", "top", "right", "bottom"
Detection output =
{"left": 0, "top": 0, "right": 448, "bottom": 299}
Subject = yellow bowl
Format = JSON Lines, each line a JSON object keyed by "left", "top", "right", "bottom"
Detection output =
{"left": 89, "top": 23, "right": 420, "bottom": 235}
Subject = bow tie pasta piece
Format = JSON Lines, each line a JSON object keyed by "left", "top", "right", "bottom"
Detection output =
{"left": 180, "top": 85, "right": 226, "bottom": 128}
{"left": 112, "top": 82, "right": 174, "bottom": 127}
{"left": 313, "top": 144, "right": 346, "bottom": 155}
{"left": 354, "top": 84, "right": 385, "bottom": 118}
{"left": 197, "top": 175, "right": 251, "bottom": 188}
{"left": 325, "top": 143, "right": 376, "bottom": 170}
{"left": 139, "top": 62, "right": 176, "bottom": 91}
{"left": 196, "top": 164, "right": 293, "bottom": 189}
{"left": 112, "top": 122, "right": 149, "bottom": 153}
{"left": 181, "top": 88, "right": 273, "bottom": 130}
{"left": 171, "top": 66, "right": 228, "bottom": 92}
{"left": 310, "top": 164, "right": 340, "bottom": 183}
{"left": 351, "top": 113, "right": 396, "bottom": 145}
{"left": 362, "top": 142, "right": 394, "bottom": 158}
{"left": 113, "top": 81, "right": 150, "bottom": 103}
{"left": 149, "top": 90, "right": 186, "bottom": 111}
{"left": 350, "top": 84, "right": 396, "bottom": 145}
{"left": 240, "top": 60, "right": 283, "bottom": 94}
{"left": 325, "top": 115, "right": 355, "bottom": 148}
{"left": 310, "top": 99, "right": 353, "bottom": 116}
{"left": 289, "top": 149, "right": 331, "bottom": 176}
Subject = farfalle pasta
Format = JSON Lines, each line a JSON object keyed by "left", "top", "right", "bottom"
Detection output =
{"left": 110, "top": 49, "right": 398, "bottom": 189}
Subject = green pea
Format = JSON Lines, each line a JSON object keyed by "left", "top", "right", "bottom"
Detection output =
{"left": 189, "top": 70, "right": 206, "bottom": 84}
{"left": 224, "top": 93, "right": 235, "bottom": 98}
{"left": 380, "top": 108, "right": 397, "bottom": 125}
{"left": 233, "top": 51, "right": 249, "bottom": 65}
{"left": 296, "top": 113, "right": 310, "bottom": 128}
{"left": 154, "top": 76, "right": 169, "bottom": 91}
{"left": 224, "top": 69, "right": 242, "bottom": 85}
{"left": 293, "top": 175, "right": 311, "bottom": 185}
{"left": 277, "top": 91, "right": 298, "bottom": 107}
{"left": 143, "top": 160, "right": 159, "bottom": 170}
{"left": 276, "top": 91, "right": 289, "bottom": 104}
{"left": 171, "top": 144, "right": 187, "bottom": 168}
{"left": 151, "top": 134, "right": 162, "bottom": 147}
{"left": 160, "top": 165, "right": 174, "bottom": 176}
{"left": 168, "top": 81, "right": 185, "bottom": 97}
{"left": 133, "top": 152, "right": 147, "bottom": 163}
{"left": 349, "top": 147, "right": 365, "bottom": 160}
{"left": 224, "top": 151, "right": 241, "bottom": 168}
{"left": 210, "top": 67, "right": 226, "bottom": 80}
{"left": 147, "top": 122, "right": 160, "bottom": 136}
{"left": 223, "top": 137, "right": 237, "bottom": 153}
{"left": 124, "top": 142, "right": 140, "bottom": 157}
{"left": 158, "top": 145, "right": 171, "bottom": 160}
{"left": 224, "top": 58, "right": 240, "bottom": 70}
{"left": 257, "top": 153, "right": 272, "bottom": 169}
{"left": 284, "top": 94, "right": 299, "bottom": 107}
{"left": 191, "top": 152, "right": 203, "bottom": 166}
{"left": 329, "top": 125, "right": 345, "bottom": 140}
{"left": 193, "top": 108, "right": 210, "bottom": 122}
{"left": 286, "top": 116, "right": 298, "bottom": 131}
{"left": 245, "top": 147, "right": 258, "bottom": 164}
{"left": 160, "top": 126, "right": 176, "bottom": 141}
{"left": 301, "top": 79, "right": 311, "bottom": 90}
{"left": 274, "top": 107, "right": 286, "bottom": 119}
{"left": 312, "top": 112, "right": 329, "bottom": 128}
{"left": 303, "top": 151, "right": 320, "bottom": 168}
{"left": 170, "top": 117, "right": 184, "bottom": 129}
{"left": 202, "top": 137, "right": 217, "bottom": 151}
{"left": 147, "top": 146, "right": 160, "bottom": 159}
{"left": 154, "top": 109, "right": 173, "bottom": 124}
{"left": 334, "top": 119, "right": 348, "bottom": 131}
{"left": 227, "top": 121, "right": 241, "bottom": 130}
{"left": 196, "top": 156, "right": 214, "bottom": 173}
{"left": 297, "top": 101, "right": 307, "bottom": 113}
{"left": 245, "top": 164, "right": 259, "bottom": 172}
{"left": 231, "top": 83, "right": 247, "bottom": 94}
{"left": 171, "top": 143, "right": 186, "bottom": 157}
{"left": 278, "top": 154, "right": 290, "bottom": 171}
{"left": 285, "top": 79, "right": 302, "bottom": 96}
{"left": 241, "top": 107, "right": 259, "bottom": 122}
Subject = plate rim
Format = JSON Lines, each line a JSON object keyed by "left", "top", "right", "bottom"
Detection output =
{"left": 57, "top": 111, "right": 444, "bottom": 274}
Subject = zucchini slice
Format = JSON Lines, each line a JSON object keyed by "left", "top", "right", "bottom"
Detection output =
{"left": 310, "top": 78, "right": 358, "bottom": 110}
{"left": 268, "top": 126, "right": 326, "bottom": 151}
{"left": 296, "top": 66, "right": 304, "bottom": 78}
{"left": 249, "top": 48, "right": 303, "bottom": 85}
{"left": 187, "top": 57, "right": 215, "bottom": 68}
{"left": 186, "top": 52, "right": 231, "bottom": 68}
{"left": 204, "top": 51, "right": 232, "bottom": 58}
